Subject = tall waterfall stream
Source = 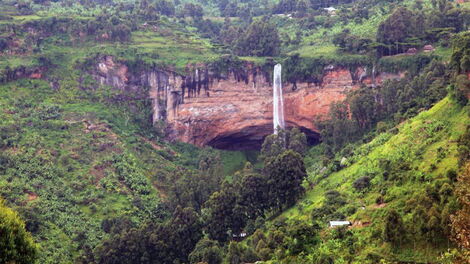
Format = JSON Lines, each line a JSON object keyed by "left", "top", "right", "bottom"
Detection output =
{"left": 273, "top": 64, "right": 285, "bottom": 134}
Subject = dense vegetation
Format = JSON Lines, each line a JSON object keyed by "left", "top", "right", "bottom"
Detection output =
{"left": 0, "top": 199, "right": 38, "bottom": 264}
{"left": 0, "top": 0, "right": 469, "bottom": 263}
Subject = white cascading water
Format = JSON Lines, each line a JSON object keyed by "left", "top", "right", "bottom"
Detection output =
{"left": 273, "top": 64, "right": 285, "bottom": 134}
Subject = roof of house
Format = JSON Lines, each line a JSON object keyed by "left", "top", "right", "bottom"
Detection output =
{"left": 423, "top": 45, "right": 435, "bottom": 50}
{"left": 329, "top": 221, "right": 351, "bottom": 227}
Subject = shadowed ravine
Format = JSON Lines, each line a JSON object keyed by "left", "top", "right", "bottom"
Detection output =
{"left": 207, "top": 123, "right": 320, "bottom": 150}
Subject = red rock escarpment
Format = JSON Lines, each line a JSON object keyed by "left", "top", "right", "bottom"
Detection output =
{"left": 92, "top": 57, "right": 401, "bottom": 149}
{"left": 170, "top": 68, "right": 360, "bottom": 149}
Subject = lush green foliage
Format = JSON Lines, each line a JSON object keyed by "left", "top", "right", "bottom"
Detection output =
{"left": 0, "top": 0, "right": 469, "bottom": 263}
{"left": 317, "top": 59, "right": 449, "bottom": 154}
{"left": 451, "top": 126, "right": 470, "bottom": 261}
{"left": 90, "top": 206, "right": 202, "bottom": 264}
{"left": 0, "top": 199, "right": 38, "bottom": 264}
{"left": 375, "top": 3, "right": 468, "bottom": 56}
{"left": 258, "top": 97, "right": 469, "bottom": 263}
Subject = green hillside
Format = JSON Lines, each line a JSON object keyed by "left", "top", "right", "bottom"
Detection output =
{"left": 0, "top": 78, "right": 252, "bottom": 263}
{"left": 1, "top": 0, "right": 470, "bottom": 263}
{"left": 255, "top": 97, "right": 468, "bottom": 262}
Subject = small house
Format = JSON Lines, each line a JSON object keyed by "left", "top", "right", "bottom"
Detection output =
{"left": 406, "top": 48, "right": 417, "bottom": 55}
{"left": 232, "top": 232, "right": 247, "bottom": 241}
{"left": 323, "top": 7, "right": 337, "bottom": 16}
{"left": 423, "top": 45, "right": 435, "bottom": 52}
{"left": 329, "top": 221, "right": 351, "bottom": 228}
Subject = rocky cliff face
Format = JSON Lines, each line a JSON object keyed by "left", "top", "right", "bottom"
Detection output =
{"left": 92, "top": 56, "right": 401, "bottom": 149}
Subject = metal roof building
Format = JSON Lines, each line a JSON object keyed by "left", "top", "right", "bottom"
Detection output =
{"left": 329, "top": 221, "right": 351, "bottom": 227}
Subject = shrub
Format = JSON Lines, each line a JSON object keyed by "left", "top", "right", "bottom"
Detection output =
{"left": 353, "top": 176, "right": 371, "bottom": 191}
{"left": 0, "top": 199, "right": 38, "bottom": 264}
{"left": 36, "top": 104, "right": 61, "bottom": 120}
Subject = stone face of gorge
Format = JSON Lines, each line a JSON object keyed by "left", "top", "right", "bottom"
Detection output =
{"left": 92, "top": 56, "right": 402, "bottom": 150}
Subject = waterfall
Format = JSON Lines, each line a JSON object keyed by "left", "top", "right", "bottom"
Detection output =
{"left": 273, "top": 64, "right": 285, "bottom": 134}
{"left": 372, "top": 64, "right": 376, "bottom": 87}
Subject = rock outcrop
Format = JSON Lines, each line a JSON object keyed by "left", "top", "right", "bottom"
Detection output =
{"left": 91, "top": 56, "right": 402, "bottom": 149}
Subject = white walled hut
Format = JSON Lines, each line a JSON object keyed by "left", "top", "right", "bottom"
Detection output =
{"left": 329, "top": 221, "right": 351, "bottom": 228}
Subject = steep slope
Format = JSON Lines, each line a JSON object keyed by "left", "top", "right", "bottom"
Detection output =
{"left": 247, "top": 97, "right": 469, "bottom": 263}
{"left": 0, "top": 78, "right": 251, "bottom": 263}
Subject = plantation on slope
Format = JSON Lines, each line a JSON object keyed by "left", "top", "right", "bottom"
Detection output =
{"left": 248, "top": 97, "right": 468, "bottom": 263}
{"left": 0, "top": 78, "right": 251, "bottom": 263}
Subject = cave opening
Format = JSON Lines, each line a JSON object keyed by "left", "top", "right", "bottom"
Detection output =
{"left": 207, "top": 124, "right": 320, "bottom": 151}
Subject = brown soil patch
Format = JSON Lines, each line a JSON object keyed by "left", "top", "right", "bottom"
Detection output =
{"left": 371, "top": 202, "right": 387, "bottom": 209}
{"left": 350, "top": 221, "right": 371, "bottom": 229}
{"left": 26, "top": 192, "right": 38, "bottom": 202}
{"left": 140, "top": 136, "right": 163, "bottom": 151}
{"left": 90, "top": 163, "right": 111, "bottom": 186}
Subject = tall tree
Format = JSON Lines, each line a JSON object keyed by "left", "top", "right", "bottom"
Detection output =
{"left": 264, "top": 150, "right": 306, "bottom": 211}
{"left": 235, "top": 17, "right": 280, "bottom": 56}
{"left": 188, "top": 238, "right": 223, "bottom": 264}
{"left": 261, "top": 128, "right": 308, "bottom": 161}
{"left": 237, "top": 165, "right": 269, "bottom": 220}
{"left": 376, "top": 7, "right": 419, "bottom": 56}
{"left": 204, "top": 182, "right": 245, "bottom": 242}
{"left": 348, "top": 87, "right": 377, "bottom": 130}
{"left": 451, "top": 126, "right": 470, "bottom": 260}
{"left": 383, "top": 209, "right": 405, "bottom": 247}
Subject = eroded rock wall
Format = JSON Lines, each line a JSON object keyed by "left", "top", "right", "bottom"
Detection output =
{"left": 91, "top": 56, "right": 402, "bottom": 149}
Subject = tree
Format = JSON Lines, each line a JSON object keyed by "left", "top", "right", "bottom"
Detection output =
{"left": 94, "top": 206, "right": 202, "bottom": 263}
{"left": 352, "top": 176, "right": 371, "bottom": 191}
{"left": 138, "top": 0, "right": 159, "bottom": 20}
{"left": 316, "top": 102, "right": 359, "bottom": 155}
{"left": 287, "top": 127, "right": 308, "bottom": 156}
{"left": 295, "top": 0, "right": 309, "bottom": 17}
{"left": 222, "top": 2, "right": 239, "bottom": 17}
{"left": 167, "top": 206, "right": 203, "bottom": 261}
{"left": 376, "top": 7, "right": 419, "bottom": 56}
{"left": 265, "top": 150, "right": 306, "bottom": 211}
{"left": 333, "top": 29, "right": 372, "bottom": 54}
{"left": 188, "top": 238, "right": 223, "bottom": 264}
{"left": 383, "top": 209, "right": 405, "bottom": 247}
{"left": 449, "top": 75, "right": 470, "bottom": 106}
{"left": 168, "top": 148, "right": 223, "bottom": 211}
{"left": 450, "top": 32, "right": 470, "bottom": 75}
{"left": 285, "top": 222, "right": 320, "bottom": 255}
{"left": 155, "top": 0, "right": 175, "bottom": 16}
{"left": 261, "top": 128, "right": 307, "bottom": 161}
{"left": 273, "top": 0, "right": 298, "bottom": 14}
{"left": 204, "top": 182, "right": 244, "bottom": 242}
{"left": 349, "top": 87, "right": 377, "bottom": 130}
{"left": 261, "top": 131, "right": 286, "bottom": 161}
{"left": 183, "top": 3, "right": 204, "bottom": 19}
{"left": 237, "top": 166, "right": 269, "bottom": 220}
{"left": 0, "top": 199, "right": 38, "bottom": 264}
{"left": 111, "top": 24, "right": 131, "bottom": 42}
{"left": 227, "top": 241, "right": 244, "bottom": 264}
{"left": 451, "top": 126, "right": 470, "bottom": 259}
{"left": 219, "top": 18, "right": 243, "bottom": 46}
{"left": 235, "top": 17, "right": 281, "bottom": 56}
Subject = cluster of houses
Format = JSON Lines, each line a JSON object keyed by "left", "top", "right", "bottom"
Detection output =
{"left": 406, "top": 45, "right": 435, "bottom": 55}
{"left": 232, "top": 221, "right": 353, "bottom": 242}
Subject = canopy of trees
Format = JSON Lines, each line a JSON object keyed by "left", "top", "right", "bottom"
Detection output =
{"left": 234, "top": 17, "right": 281, "bottom": 57}
{"left": 0, "top": 199, "right": 38, "bottom": 264}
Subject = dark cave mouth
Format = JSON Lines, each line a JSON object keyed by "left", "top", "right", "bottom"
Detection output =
{"left": 207, "top": 124, "right": 320, "bottom": 151}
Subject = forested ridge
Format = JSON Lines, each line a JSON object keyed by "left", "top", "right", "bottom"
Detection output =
{"left": 0, "top": 0, "right": 470, "bottom": 263}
